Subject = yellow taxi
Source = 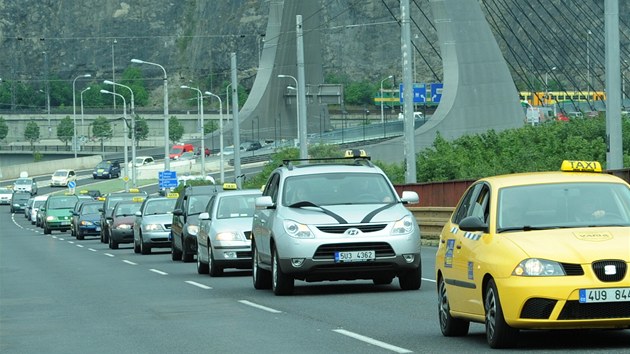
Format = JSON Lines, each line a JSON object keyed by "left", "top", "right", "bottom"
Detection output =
{"left": 435, "top": 161, "right": 630, "bottom": 348}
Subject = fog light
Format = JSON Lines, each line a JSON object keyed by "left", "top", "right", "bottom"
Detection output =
{"left": 223, "top": 251, "right": 237, "bottom": 259}
{"left": 403, "top": 254, "right": 415, "bottom": 263}
{"left": 291, "top": 258, "right": 305, "bottom": 268}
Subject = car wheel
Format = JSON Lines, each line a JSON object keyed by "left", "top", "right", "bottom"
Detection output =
{"left": 70, "top": 225, "right": 75, "bottom": 237}
{"left": 271, "top": 245, "right": 293, "bottom": 295}
{"left": 485, "top": 279, "right": 519, "bottom": 348}
{"left": 438, "top": 276, "right": 470, "bottom": 336}
{"left": 252, "top": 242, "right": 271, "bottom": 289}
{"left": 182, "top": 238, "right": 194, "bottom": 263}
{"left": 140, "top": 235, "right": 151, "bottom": 255}
{"left": 171, "top": 236, "right": 182, "bottom": 261}
{"left": 109, "top": 237, "right": 118, "bottom": 249}
{"left": 196, "top": 244, "right": 209, "bottom": 274}
{"left": 43, "top": 224, "right": 51, "bottom": 234}
{"left": 133, "top": 239, "right": 140, "bottom": 254}
{"left": 399, "top": 263, "right": 422, "bottom": 290}
{"left": 77, "top": 229, "right": 84, "bottom": 240}
{"left": 208, "top": 245, "right": 223, "bottom": 277}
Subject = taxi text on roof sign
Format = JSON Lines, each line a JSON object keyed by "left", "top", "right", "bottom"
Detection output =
{"left": 223, "top": 182, "right": 238, "bottom": 190}
{"left": 167, "top": 192, "right": 179, "bottom": 199}
{"left": 132, "top": 196, "right": 145, "bottom": 202}
{"left": 129, "top": 188, "right": 140, "bottom": 193}
{"left": 344, "top": 149, "right": 368, "bottom": 158}
{"left": 560, "top": 160, "right": 602, "bottom": 173}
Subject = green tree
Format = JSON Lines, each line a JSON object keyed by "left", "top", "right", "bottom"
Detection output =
{"left": 121, "top": 67, "right": 149, "bottom": 106}
{"left": 56, "top": 116, "right": 74, "bottom": 147}
{"left": 24, "top": 120, "right": 40, "bottom": 149}
{"left": 0, "top": 117, "right": 8, "bottom": 140}
{"left": 345, "top": 81, "right": 376, "bottom": 105}
{"left": 49, "top": 74, "right": 72, "bottom": 107}
{"left": 204, "top": 121, "right": 218, "bottom": 135}
{"left": 169, "top": 116, "right": 184, "bottom": 143}
{"left": 92, "top": 116, "right": 113, "bottom": 152}
{"left": 128, "top": 115, "right": 149, "bottom": 146}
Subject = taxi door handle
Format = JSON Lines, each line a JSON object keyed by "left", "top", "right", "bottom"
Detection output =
{"left": 456, "top": 244, "right": 462, "bottom": 249}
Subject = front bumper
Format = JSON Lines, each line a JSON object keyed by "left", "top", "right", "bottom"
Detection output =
{"left": 212, "top": 243, "right": 251, "bottom": 269}
{"left": 111, "top": 228, "right": 134, "bottom": 243}
{"left": 142, "top": 231, "right": 171, "bottom": 248}
{"left": 494, "top": 273, "right": 630, "bottom": 329}
{"left": 50, "top": 180, "right": 67, "bottom": 186}
{"left": 46, "top": 220, "right": 72, "bottom": 230}
{"left": 78, "top": 225, "right": 101, "bottom": 236}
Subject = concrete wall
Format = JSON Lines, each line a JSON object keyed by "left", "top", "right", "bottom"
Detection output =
{"left": 0, "top": 155, "right": 102, "bottom": 180}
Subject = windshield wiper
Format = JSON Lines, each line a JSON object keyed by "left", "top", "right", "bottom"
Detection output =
{"left": 497, "top": 225, "right": 559, "bottom": 233}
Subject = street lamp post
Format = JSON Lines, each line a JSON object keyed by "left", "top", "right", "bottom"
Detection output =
{"left": 278, "top": 74, "right": 299, "bottom": 147}
{"left": 205, "top": 91, "right": 224, "bottom": 183}
{"left": 131, "top": 59, "right": 169, "bottom": 172}
{"left": 72, "top": 73, "right": 91, "bottom": 158}
{"left": 80, "top": 87, "right": 90, "bottom": 138}
{"left": 544, "top": 66, "right": 556, "bottom": 106}
{"left": 380, "top": 75, "right": 393, "bottom": 124}
{"left": 226, "top": 83, "right": 232, "bottom": 123}
{"left": 587, "top": 30, "right": 592, "bottom": 99}
{"left": 181, "top": 85, "right": 206, "bottom": 176}
{"left": 100, "top": 89, "right": 129, "bottom": 192}
{"left": 104, "top": 80, "right": 137, "bottom": 187}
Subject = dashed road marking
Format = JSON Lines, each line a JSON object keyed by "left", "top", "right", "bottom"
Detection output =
{"left": 104, "top": 253, "right": 115, "bottom": 257}
{"left": 185, "top": 281, "right": 212, "bottom": 290}
{"left": 123, "top": 260, "right": 137, "bottom": 265}
{"left": 238, "top": 300, "right": 282, "bottom": 314}
{"left": 149, "top": 269, "right": 168, "bottom": 275}
{"left": 333, "top": 329, "right": 412, "bottom": 353}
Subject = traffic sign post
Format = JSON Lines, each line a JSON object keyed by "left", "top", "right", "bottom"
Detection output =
{"left": 68, "top": 180, "right": 76, "bottom": 194}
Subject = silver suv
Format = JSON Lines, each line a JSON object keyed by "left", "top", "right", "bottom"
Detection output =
{"left": 251, "top": 151, "right": 422, "bottom": 295}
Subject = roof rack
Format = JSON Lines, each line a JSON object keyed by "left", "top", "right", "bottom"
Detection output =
{"left": 282, "top": 150, "right": 373, "bottom": 170}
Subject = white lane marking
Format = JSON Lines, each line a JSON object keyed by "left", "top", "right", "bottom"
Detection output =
{"left": 88, "top": 248, "right": 97, "bottom": 252}
{"left": 11, "top": 215, "right": 24, "bottom": 229}
{"left": 76, "top": 244, "right": 84, "bottom": 248}
{"left": 185, "top": 281, "right": 213, "bottom": 290}
{"left": 333, "top": 329, "right": 412, "bottom": 354}
{"left": 150, "top": 269, "right": 168, "bottom": 275}
{"left": 59, "top": 238, "right": 65, "bottom": 240}
{"left": 123, "top": 260, "right": 137, "bottom": 265}
{"left": 52, "top": 236, "right": 58, "bottom": 239}
{"left": 238, "top": 300, "right": 282, "bottom": 314}
{"left": 422, "top": 277, "right": 436, "bottom": 283}
{"left": 68, "top": 241, "right": 74, "bottom": 244}
{"left": 104, "top": 253, "right": 115, "bottom": 257}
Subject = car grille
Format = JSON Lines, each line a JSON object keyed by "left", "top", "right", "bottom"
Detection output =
{"left": 520, "top": 298, "right": 557, "bottom": 319}
{"left": 592, "top": 260, "right": 627, "bottom": 282}
{"left": 560, "top": 262, "right": 584, "bottom": 276}
{"left": 316, "top": 224, "right": 387, "bottom": 234}
{"left": 236, "top": 251, "right": 252, "bottom": 258}
{"left": 313, "top": 242, "right": 395, "bottom": 260}
{"left": 558, "top": 301, "right": 630, "bottom": 320}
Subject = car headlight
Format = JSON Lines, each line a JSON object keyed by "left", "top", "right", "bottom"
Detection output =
{"left": 46, "top": 216, "right": 55, "bottom": 221}
{"left": 283, "top": 219, "right": 313, "bottom": 238}
{"left": 391, "top": 215, "right": 415, "bottom": 235}
{"left": 13, "top": 203, "right": 20, "bottom": 207}
{"left": 512, "top": 258, "right": 566, "bottom": 276}
{"left": 215, "top": 231, "right": 244, "bottom": 241}
{"left": 80, "top": 221, "right": 94, "bottom": 226}
{"left": 186, "top": 224, "right": 199, "bottom": 236}
{"left": 115, "top": 224, "right": 132, "bottom": 230}
{"left": 143, "top": 224, "right": 162, "bottom": 231}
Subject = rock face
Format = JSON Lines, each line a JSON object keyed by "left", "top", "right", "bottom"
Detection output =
{"left": 0, "top": 0, "right": 627, "bottom": 105}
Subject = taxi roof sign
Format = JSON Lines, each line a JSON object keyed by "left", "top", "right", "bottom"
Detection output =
{"left": 79, "top": 190, "right": 88, "bottom": 194}
{"left": 132, "top": 196, "right": 145, "bottom": 202}
{"left": 166, "top": 192, "right": 179, "bottom": 199}
{"left": 344, "top": 149, "right": 368, "bottom": 158}
{"left": 129, "top": 188, "right": 140, "bottom": 193}
{"left": 561, "top": 160, "right": 602, "bottom": 173}
{"left": 223, "top": 182, "right": 238, "bottom": 190}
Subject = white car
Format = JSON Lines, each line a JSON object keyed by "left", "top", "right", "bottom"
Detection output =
{"left": 13, "top": 177, "right": 38, "bottom": 195}
{"left": 0, "top": 187, "right": 13, "bottom": 205}
{"left": 129, "top": 156, "right": 155, "bottom": 168}
{"left": 50, "top": 169, "right": 77, "bottom": 187}
{"left": 30, "top": 195, "right": 49, "bottom": 224}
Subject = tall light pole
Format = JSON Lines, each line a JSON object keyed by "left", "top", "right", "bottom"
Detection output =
{"left": 226, "top": 83, "right": 232, "bottom": 123}
{"left": 104, "top": 80, "right": 137, "bottom": 186}
{"left": 181, "top": 85, "right": 206, "bottom": 177}
{"left": 80, "top": 87, "right": 90, "bottom": 137}
{"left": 380, "top": 75, "right": 393, "bottom": 124}
{"left": 43, "top": 51, "right": 50, "bottom": 129}
{"left": 100, "top": 89, "right": 129, "bottom": 192}
{"left": 205, "top": 91, "right": 224, "bottom": 183}
{"left": 278, "top": 74, "right": 299, "bottom": 147}
{"left": 72, "top": 73, "right": 91, "bottom": 158}
{"left": 131, "top": 58, "right": 169, "bottom": 172}
{"left": 544, "top": 66, "right": 556, "bottom": 106}
{"left": 111, "top": 39, "right": 117, "bottom": 113}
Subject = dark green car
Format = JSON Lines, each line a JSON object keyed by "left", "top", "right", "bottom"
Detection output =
{"left": 41, "top": 194, "right": 79, "bottom": 234}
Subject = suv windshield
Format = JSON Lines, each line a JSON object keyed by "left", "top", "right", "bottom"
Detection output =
{"left": 15, "top": 178, "right": 32, "bottom": 185}
{"left": 282, "top": 173, "right": 396, "bottom": 206}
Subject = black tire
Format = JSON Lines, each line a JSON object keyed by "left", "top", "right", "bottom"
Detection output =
{"left": 43, "top": 224, "right": 51, "bottom": 234}
{"left": 70, "top": 225, "right": 75, "bottom": 237}
{"left": 438, "top": 276, "right": 470, "bottom": 336}
{"left": 133, "top": 239, "right": 140, "bottom": 254}
{"left": 109, "top": 236, "right": 118, "bottom": 249}
{"left": 208, "top": 246, "right": 223, "bottom": 277}
{"left": 171, "top": 236, "right": 182, "bottom": 261}
{"left": 77, "top": 229, "right": 84, "bottom": 240}
{"left": 196, "top": 244, "right": 209, "bottom": 274}
{"left": 485, "top": 279, "right": 519, "bottom": 348}
{"left": 140, "top": 235, "right": 151, "bottom": 255}
{"left": 271, "top": 246, "right": 294, "bottom": 295}
{"left": 252, "top": 242, "right": 271, "bottom": 289}
{"left": 399, "top": 263, "right": 422, "bottom": 290}
{"left": 182, "top": 237, "right": 194, "bottom": 263}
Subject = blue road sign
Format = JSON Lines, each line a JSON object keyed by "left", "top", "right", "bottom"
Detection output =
{"left": 67, "top": 181, "right": 76, "bottom": 189}
{"left": 158, "top": 170, "right": 178, "bottom": 189}
{"left": 399, "top": 83, "right": 426, "bottom": 103}
{"left": 431, "top": 83, "right": 444, "bottom": 103}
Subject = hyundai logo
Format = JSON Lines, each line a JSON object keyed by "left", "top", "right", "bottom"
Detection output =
{"left": 345, "top": 228, "right": 361, "bottom": 236}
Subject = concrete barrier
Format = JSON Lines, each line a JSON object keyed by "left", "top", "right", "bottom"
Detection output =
{"left": 0, "top": 155, "right": 103, "bottom": 180}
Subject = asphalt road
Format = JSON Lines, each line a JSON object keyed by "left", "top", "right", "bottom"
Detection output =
{"left": 1, "top": 207, "right": 629, "bottom": 353}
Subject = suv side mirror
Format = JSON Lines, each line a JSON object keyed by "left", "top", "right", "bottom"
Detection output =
{"left": 173, "top": 208, "right": 183, "bottom": 216}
